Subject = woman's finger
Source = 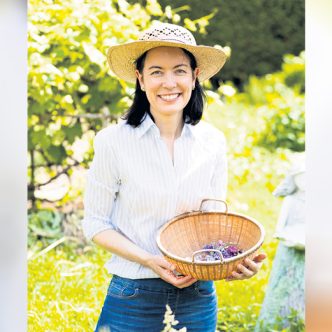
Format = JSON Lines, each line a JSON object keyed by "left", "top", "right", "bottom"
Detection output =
{"left": 230, "top": 271, "right": 245, "bottom": 280}
{"left": 236, "top": 263, "right": 254, "bottom": 277}
{"left": 162, "top": 271, "right": 196, "bottom": 288}
{"left": 156, "top": 257, "right": 176, "bottom": 271}
{"left": 174, "top": 277, "right": 197, "bottom": 288}
{"left": 254, "top": 253, "right": 267, "bottom": 261}
{"left": 226, "top": 254, "right": 267, "bottom": 281}
{"left": 243, "top": 258, "right": 259, "bottom": 273}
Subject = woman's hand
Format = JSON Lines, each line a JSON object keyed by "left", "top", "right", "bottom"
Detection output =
{"left": 226, "top": 253, "right": 267, "bottom": 282}
{"left": 146, "top": 255, "right": 197, "bottom": 288}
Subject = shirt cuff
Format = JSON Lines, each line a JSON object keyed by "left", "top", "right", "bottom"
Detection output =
{"left": 81, "top": 217, "right": 115, "bottom": 241}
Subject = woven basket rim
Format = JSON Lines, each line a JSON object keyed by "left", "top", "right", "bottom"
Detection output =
{"left": 156, "top": 210, "right": 265, "bottom": 265}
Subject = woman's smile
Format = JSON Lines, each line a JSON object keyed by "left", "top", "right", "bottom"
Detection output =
{"left": 158, "top": 93, "right": 182, "bottom": 102}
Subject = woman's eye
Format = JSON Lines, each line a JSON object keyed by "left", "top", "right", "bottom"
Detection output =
{"left": 176, "top": 69, "right": 187, "bottom": 74}
{"left": 151, "top": 70, "right": 162, "bottom": 75}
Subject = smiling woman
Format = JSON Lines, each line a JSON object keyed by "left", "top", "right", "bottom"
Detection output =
{"left": 136, "top": 47, "right": 198, "bottom": 118}
{"left": 81, "top": 22, "right": 266, "bottom": 332}
{"left": 124, "top": 46, "right": 205, "bottom": 130}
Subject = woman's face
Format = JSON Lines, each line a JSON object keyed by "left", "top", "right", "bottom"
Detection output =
{"left": 136, "top": 47, "right": 199, "bottom": 119}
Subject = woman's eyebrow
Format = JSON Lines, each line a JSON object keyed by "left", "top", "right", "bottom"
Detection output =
{"left": 147, "top": 64, "right": 189, "bottom": 70}
{"left": 148, "top": 65, "right": 162, "bottom": 70}
{"left": 174, "top": 64, "right": 189, "bottom": 69}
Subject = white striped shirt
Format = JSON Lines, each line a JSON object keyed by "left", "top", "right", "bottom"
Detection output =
{"left": 82, "top": 114, "right": 228, "bottom": 279}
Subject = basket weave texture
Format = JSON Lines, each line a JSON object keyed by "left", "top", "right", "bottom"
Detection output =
{"left": 156, "top": 199, "right": 265, "bottom": 281}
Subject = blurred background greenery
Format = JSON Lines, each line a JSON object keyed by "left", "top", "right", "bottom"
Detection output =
{"left": 28, "top": 0, "right": 304, "bottom": 331}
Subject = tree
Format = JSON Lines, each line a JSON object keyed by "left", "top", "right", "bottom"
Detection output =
{"left": 155, "top": 0, "right": 304, "bottom": 88}
{"left": 28, "top": 0, "right": 219, "bottom": 208}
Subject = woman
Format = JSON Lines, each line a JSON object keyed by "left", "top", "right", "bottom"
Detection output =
{"left": 82, "top": 22, "right": 266, "bottom": 332}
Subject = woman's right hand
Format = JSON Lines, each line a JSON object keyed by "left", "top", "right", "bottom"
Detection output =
{"left": 146, "top": 255, "right": 197, "bottom": 289}
{"left": 92, "top": 230, "right": 196, "bottom": 288}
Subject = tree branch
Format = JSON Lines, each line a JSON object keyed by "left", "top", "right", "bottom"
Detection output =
{"left": 36, "top": 161, "right": 80, "bottom": 188}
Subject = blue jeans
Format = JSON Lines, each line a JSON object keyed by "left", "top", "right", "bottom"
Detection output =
{"left": 95, "top": 275, "right": 217, "bottom": 332}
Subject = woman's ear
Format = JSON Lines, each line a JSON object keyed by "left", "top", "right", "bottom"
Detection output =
{"left": 135, "top": 70, "right": 144, "bottom": 90}
{"left": 192, "top": 68, "right": 199, "bottom": 89}
{"left": 193, "top": 68, "right": 200, "bottom": 81}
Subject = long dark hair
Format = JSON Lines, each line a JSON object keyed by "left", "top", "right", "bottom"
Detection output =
{"left": 122, "top": 48, "right": 206, "bottom": 127}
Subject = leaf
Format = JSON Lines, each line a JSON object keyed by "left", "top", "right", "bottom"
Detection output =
{"left": 82, "top": 42, "right": 105, "bottom": 68}
{"left": 52, "top": 130, "right": 66, "bottom": 145}
{"left": 63, "top": 123, "right": 83, "bottom": 144}
{"left": 30, "top": 129, "right": 52, "bottom": 149}
{"left": 45, "top": 145, "right": 67, "bottom": 164}
{"left": 146, "top": 0, "right": 163, "bottom": 16}
{"left": 184, "top": 18, "right": 197, "bottom": 32}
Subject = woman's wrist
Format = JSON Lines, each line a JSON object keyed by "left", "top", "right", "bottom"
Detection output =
{"left": 140, "top": 252, "right": 155, "bottom": 268}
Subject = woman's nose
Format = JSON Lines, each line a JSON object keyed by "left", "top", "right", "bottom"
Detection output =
{"left": 162, "top": 73, "right": 177, "bottom": 89}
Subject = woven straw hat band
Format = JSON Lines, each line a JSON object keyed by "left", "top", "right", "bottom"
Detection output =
{"left": 139, "top": 24, "right": 197, "bottom": 45}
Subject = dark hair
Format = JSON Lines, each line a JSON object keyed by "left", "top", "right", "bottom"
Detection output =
{"left": 122, "top": 48, "right": 206, "bottom": 127}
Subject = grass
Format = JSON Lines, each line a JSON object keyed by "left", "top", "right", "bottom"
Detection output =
{"left": 28, "top": 239, "right": 278, "bottom": 331}
{"left": 28, "top": 243, "right": 109, "bottom": 331}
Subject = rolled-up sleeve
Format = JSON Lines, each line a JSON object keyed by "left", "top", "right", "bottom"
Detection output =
{"left": 81, "top": 130, "right": 120, "bottom": 241}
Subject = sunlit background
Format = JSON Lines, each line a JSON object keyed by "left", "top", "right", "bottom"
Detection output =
{"left": 0, "top": 0, "right": 331, "bottom": 331}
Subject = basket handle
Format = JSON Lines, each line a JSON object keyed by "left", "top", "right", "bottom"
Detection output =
{"left": 172, "top": 210, "right": 197, "bottom": 219}
{"left": 199, "top": 199, "right": 228, "bottom": 214}
{"left": 192, "top": 249, "right": 225, "bottom": 264}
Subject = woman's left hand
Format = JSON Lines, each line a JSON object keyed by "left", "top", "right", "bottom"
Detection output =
{"left": 226, "top": 253, "right": 267, "bottom": 282}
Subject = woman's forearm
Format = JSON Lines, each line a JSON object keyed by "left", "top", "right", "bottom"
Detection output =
{"left": 92, "top": 229, "right": 153, "bottom": 267}
{"left": 92, "top": 229, "right": 197, "bottom": 288}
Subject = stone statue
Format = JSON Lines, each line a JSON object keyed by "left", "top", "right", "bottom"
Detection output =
{"left": 255, "top": 154, "right": 305, "bottom": 331}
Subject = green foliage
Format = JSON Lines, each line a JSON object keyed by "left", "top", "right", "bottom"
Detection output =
{"left": 244, "top": 52, "right": 305, "bottom": 152}
{"left": 155, "top": 0, "right": 304, "bottom": 87}
{"left": 208, "top": 52, "right": 305, "bottom": 153}
{"left": 205, "top": 87, "right": 292, "bottom": 208}
{"left": 28, "top": 209, "right": 64, "bottom": 247}
{"left": 28, "top": 0, "right": 218, "bottom": 207}
{"left": 28, "top": 2, "right": 304, "bottom": 331}
{"left": 257, "top": 308, "right": 305, "bottom": 332}
{"left": 28, "top": 0, "right": 151, "bottom": 205}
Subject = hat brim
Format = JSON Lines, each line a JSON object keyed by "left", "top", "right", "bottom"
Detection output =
{"left": 107, "top": 40, "right": 227, "bottom": 83}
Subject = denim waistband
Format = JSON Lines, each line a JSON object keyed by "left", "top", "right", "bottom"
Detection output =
{"left": 111, "top": 275, "right": 208, "bottom": 293}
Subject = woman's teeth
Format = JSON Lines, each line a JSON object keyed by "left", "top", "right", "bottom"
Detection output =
{"left": 159, "top": 93, "right": 180, "bottom": 101}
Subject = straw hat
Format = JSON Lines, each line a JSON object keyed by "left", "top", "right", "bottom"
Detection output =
{"left": 107, "top": 22, "right": 227, "bottom": 83}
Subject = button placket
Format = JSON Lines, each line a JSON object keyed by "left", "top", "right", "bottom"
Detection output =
{"left": 155, "top": 135, "right": 176, "bottom": 186}
{"left": 155, "top": 135, "right": 179, "bottom": 216}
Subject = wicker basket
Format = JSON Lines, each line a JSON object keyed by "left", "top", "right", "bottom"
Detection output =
{"left": 156, "top": 199, "right": 265, "bottom": 280}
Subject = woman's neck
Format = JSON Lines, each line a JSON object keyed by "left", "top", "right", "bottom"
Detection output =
{"left": 150, "top": 111, "right": 184, "bottom": 140}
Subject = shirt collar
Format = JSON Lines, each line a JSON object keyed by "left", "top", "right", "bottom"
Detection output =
{"left": 135, "top": 113, "right": 156, "bottom": 139}
{"left": 135, "top": 113, "right": 195, "bottom": 140}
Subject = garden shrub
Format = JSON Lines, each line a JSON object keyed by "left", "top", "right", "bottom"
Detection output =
{"left": 28, "top": 0, "right": 220, "bottom": 207}
{"left": 155, "top": 0, "right": 304, "bottom": 87}
{"left": 246, "top": 52, "right": 305, "bottom": 152}
{"left": 28, "top": 209, "right": 64, "bottom": 247}
{"left": 215, "top": 52, "right": 305, "bottom": 153}
{"left": 257, "top": 308, "right": 305, "bottom": 332}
